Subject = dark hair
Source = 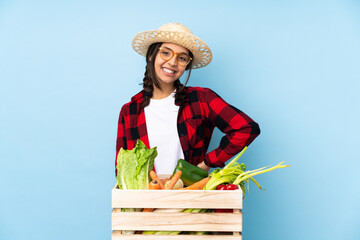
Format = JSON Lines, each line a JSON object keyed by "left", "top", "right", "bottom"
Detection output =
{"left": 140, "top": 42, "right": 193, "bottom": 108}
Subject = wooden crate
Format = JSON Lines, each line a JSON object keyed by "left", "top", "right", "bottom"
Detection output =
{"left": 112, "top": 185, "right": 243, "bottom": 239}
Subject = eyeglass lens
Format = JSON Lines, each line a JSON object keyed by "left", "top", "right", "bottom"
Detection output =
{"left": 159, "top": 48, "right": 190, "bottom": 66}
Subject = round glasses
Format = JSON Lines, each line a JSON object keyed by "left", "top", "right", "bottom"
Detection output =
{"left": 158, "top": 47, "right": 192, "bottom": 66}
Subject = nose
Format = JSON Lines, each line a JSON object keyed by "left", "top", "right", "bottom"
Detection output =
{"left": 167, "top": 54, "right": 178, "bottom": 66}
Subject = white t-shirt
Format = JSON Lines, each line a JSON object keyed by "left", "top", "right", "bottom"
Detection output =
{"left": 144, "top": 92, "right": 184, "bottom": 175}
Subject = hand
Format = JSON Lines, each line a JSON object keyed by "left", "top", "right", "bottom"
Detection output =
{"left": 197, "top": 161, "right": 210, "bottom": 172}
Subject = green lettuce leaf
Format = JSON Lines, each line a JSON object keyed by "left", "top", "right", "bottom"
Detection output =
{"left": 116, "top": 140, "right": 157, "bottom": 190}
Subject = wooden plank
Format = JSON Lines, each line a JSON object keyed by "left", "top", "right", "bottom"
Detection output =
{"left": 233, "top": 208, "right": 242, "bottom": 236}
{"left": 112, "top": 231, "right": 242, "bottom": 240}
{"left": 112, "top": 211, "right": 242, "bottom": 232}
{"left": 112, "top": 189, "right": 242, "bottom": 209}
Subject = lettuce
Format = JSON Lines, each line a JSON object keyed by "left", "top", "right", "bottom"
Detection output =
{"left": 116, "top": 139, "right": 157, "bottom": 190}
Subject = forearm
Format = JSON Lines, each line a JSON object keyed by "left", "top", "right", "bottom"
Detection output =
{"left": 197, "top": 161, "right": 211, "bottom": 172}
{"left": 205, "top": 89, "right": 260, "bottom": 167}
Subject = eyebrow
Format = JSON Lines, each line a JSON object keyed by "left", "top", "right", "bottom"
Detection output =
{"left": 162, "top": 46, "right": 189, "bottom": 55}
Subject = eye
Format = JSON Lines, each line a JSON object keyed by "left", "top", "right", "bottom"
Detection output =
{"left": 161, "top": 50, "right": 171, "bottom": 56}
{"left": 178, "top": 55, "right": 189, "bottom": 63}
{"left": 159, "top": 49, "right": 173, "bottom": 60}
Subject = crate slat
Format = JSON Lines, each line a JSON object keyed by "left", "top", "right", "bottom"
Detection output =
{"left": 112, "top": 231, "right": 242, "bottom": 240}
{"left": 111, "top": 186, "right": 243, "bottom": 239}
{"left": 112, "top": 211, "right": 242, "bottom": 232}
{"left": 112, "top": 189, "right": 242, "bottom": 209}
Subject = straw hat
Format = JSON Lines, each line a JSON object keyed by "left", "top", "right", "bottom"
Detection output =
{"left": 132, "top": 23, "right": 212, "bottom": 69}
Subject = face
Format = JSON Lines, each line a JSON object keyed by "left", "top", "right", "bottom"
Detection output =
{"left": 153, "top": 42, "right": 190, "bottom": 89}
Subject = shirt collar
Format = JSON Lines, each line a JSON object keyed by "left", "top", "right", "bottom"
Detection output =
{"left": 131, "top": 88, "right": 190, "bottom": 106}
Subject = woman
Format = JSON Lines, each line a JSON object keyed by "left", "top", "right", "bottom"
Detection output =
{"left": 116, "top": 23, "right": 260, "bottom": 175}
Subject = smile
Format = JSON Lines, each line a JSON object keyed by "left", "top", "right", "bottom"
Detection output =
{"left": 162, "top": 67, "right": 176, "bottom": 75}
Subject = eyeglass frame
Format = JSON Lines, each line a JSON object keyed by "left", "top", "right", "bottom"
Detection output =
{"left": 157, "top": 47, "right": 193, "bottom": 66}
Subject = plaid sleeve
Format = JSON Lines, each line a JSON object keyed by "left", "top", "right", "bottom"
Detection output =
{"left": 203, "top": 89, "right": 260, "bottom": 168}
{"left": 115, "top": 105, "right": 128, "bottom": 175}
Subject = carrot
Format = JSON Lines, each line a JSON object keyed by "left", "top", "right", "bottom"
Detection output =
{"left": 142, "top": 208, "right": 154, "bottom": 212}
{"left": 142, "top": 179, "right": 160, "bottom": 213}
{"left": 149, "top": 170, "right": 165, "bottom": 189}
{"left": 149, "top": 179, "right": 161, "bottom": 190}
{"left": 165, "top": 170, "right": 182, "bottom": 190}
{"left": 179, "top": 177, "right": 210, "bottom": 190}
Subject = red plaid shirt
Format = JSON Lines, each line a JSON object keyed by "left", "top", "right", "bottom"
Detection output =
{"left": 116, "top": 87, "right": 260, "bottom": 172}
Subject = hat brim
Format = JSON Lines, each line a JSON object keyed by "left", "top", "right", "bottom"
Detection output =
{"left": 132, "top": 29, "right": 212, "bottom": 69}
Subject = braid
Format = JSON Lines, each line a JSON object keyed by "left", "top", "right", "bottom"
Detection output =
{"left": 174, "top": 79, "right": 187, "bottom": 102}
{"left": 140, "top": 43, "right": 162, "bottom": 108}
{"left": 141, "top": 66, "right": 154, "bottom": 108}
{"left": 174, "top": 57, "right": 193, "bottom": 103}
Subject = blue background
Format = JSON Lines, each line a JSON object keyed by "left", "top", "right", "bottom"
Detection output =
{"left": 1, "top": 0, "right": 359, "bottom": 239}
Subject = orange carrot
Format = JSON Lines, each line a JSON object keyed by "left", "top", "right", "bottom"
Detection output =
{"left": 179, "top": 177, "right": 210, "bottom": 190}
{"left": 149, "top": 179, "right": 161, "bottom": 190}
{"left": 142, "top": 179, "right": 160, "bottom": 212}
{"left": 165, "top": 170, "right": 182, "bottom": 190}
{"left": 142, "top": 208, "right": 154, "bottom": 212}
{"left": 149, "top": 170, "right": 165, "bottom": 189}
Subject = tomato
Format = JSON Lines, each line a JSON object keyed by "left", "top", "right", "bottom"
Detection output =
{"left": 216, "top": 184, "right": 239, "bottom": 190}
{"left": 215, "top": 184, "right": 240, "bottom": 213}
{"left": 216, "top": 184, "right": 228, "bottom": 190}
{"left": 226, "top": 184, "right": 239, "bottom": 190}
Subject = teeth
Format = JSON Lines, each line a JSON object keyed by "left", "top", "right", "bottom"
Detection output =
{"left": 163, "top": 68, "right": 175, "bottom": 74}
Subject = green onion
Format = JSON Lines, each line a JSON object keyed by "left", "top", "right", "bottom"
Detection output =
{"left": 203, "top": 147, "right": 290, "bottom": 195}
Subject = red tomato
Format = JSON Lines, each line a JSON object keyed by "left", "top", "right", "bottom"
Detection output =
{"left": 216, "top": 184, "right": 239, "bottom": 190}
{"left": 226, "top": 184, "right": 239, "bottom": 190}
{"left": 216, "top": 184, "right": 228, "bottom": 190}
{"left": 215, "top": 184, "right": 239, "bottom": 213}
